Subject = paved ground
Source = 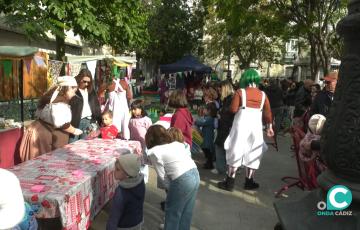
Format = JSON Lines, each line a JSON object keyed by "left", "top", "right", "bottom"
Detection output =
{"left": 90, "top": 134, "right": 304, "bottom": 230}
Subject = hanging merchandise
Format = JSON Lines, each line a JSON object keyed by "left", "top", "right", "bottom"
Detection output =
{"left": 48, "top": 60, "right": 63, "bottom": 86}
{"left": 68, "top": 63, "right": 82, "bottom": 77}
{"left": 34, "top": 56, "right": 46, "bottom": 68}
{"left": 127, "top": 65, "right": 132, "bottom": 80}
{"left": 2, "top": 60, "right": 12, "bottom": 79}
{"left": 24, "top": 58, "right": 32, "bottom": 74}
{"left": 86, "top": 60, "right": 97, "bottom": 79}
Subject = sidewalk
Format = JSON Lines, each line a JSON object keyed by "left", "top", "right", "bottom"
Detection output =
{"left": 90, "top": 134, "right": 303, "bottom": 230}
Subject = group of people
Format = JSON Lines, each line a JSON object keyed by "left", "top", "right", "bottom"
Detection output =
{"left": 261, "top": 71, "right": 339, "bottom": 188}
{"left": 2, "top": 65, "right": 339, "bottom": 230}
{"left": 10, "top": 68, "right": 201, "bottom": 230}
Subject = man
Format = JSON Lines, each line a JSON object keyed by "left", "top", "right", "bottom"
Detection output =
{"left": 294, "top": 79, "right": 313, "bottom": 117}
{"left": 310, "top": 71, "right": 338, "bottom": 118}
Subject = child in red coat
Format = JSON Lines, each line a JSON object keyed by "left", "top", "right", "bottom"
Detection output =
{"left": 100, "top": 110, "right": 118, "bottom": 139}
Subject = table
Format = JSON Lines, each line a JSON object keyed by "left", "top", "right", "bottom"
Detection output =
{"left": 9, "top": 138, "right": 142, "bottom": 230}
{"left": 0, "top": 127, "right": 23, "bottom": 168}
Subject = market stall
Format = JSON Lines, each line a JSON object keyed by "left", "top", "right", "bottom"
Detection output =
{"left": 0, "top": 46, "right": 48, "bottom": 168}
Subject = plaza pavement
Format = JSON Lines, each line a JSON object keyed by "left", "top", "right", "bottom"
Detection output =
{"left": 90, "top": 134, "right": 304, "bottom": 230}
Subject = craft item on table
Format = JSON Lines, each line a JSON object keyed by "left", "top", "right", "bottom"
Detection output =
{"left": 30, "top": 185, "right": 45, "bottom": 193}
{"left": 71, "top": 170, "right": 84, "bottom": 178}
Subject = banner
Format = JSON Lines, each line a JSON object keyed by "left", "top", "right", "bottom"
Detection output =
{"left": 34, "top": 56, "right": 46, "bottom": 68}
{"left": 2, "top": 60, "right": 12, "bottom": 79}
{"left": 86, "top": 60, "right": 97, "bottom": 79}
{"left": 24, "top": 58, "right": 32, "bottom": 74}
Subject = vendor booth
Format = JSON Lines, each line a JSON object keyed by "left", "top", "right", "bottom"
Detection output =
{"left": 159, "top": 55, "right": 212, "bottom": 74}
{"left": 0, "top": 46, "right": 48, "bottom": 168}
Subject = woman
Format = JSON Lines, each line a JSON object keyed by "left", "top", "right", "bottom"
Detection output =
{"left": 69, "top": 69, "right": 102, "bottom": 142}
{"left": 168, "top": 90, "right": 194, "bottom": 147}
{"left": 19, "top": 76, "right": 83, "bottom": 162}
{"left": 218, "top": 69, "right": 274, "bottom": 191}
{"left": 145, "top": 125, "right": 199, "bottom": 230}
{"left": 106, "top": 77, "right": 132, "bottom": 139}
{"left": 213, "top": 80, "right": 234, "bottom": 175}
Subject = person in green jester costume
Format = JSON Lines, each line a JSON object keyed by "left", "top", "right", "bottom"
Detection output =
{"left": 218, "top": 69, "right": 274, "bottom": 191}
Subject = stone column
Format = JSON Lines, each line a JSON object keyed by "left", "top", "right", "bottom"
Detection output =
{"left": 274, "top": 1, "right": 360, "bottom": 229}
{"left": 319, "top": 0, "right": 360, "bottom": 200}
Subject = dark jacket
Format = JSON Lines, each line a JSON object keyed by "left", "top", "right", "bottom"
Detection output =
{"left": 310, "top": 90, "right": 334, "bottom": 118}
{"left": 69, "top": 89, "right": 102, "bottom": 128}
{"left": 265, "top": 85, "right": 284, "bottom": 109}
{"left": 106, "top": 180, "right": 145, "bottom": 229}
{"left": 215, "top": 95, "right": 234, "bottom": 148}
{"left": 286, "top": 88, "right": 297, "bottom": 106}
{"left": 294, "top": 86, "right": 312, "bottom": 117}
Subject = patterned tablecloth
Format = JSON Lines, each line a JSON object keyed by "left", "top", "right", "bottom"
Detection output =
{"left": 9, "top": 138, "right": 142, "bottom": 230}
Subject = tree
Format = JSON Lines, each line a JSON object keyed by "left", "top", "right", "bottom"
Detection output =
{"left": 205, "top": 0, "right": 287, "bottom": 69}
{"left": 272, "top": 0, "right": 348, "bottom": 77}
{"left": 141, "top": 0, "right": 207, "bottom": 64}
{"left": 0, "top": 0, "right": 149, "bottom": 61}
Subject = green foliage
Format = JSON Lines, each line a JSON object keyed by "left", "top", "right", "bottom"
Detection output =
{"left": 0, "top": 0, "right": 149, "bottom": 56}
{"left": 141, "top": 0, "right": 207, "bottom": 64}
{"left": 205, "top": 0, "right": 288, "bottom": 69}
{"left": 271, "top": 0, "right": 348, "bottom": 76}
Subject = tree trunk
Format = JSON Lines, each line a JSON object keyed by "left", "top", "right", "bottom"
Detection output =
{"left": 56, "top": 33, "right": 66, "bottom": 75}
{"left": 318, "top": 36, "right": 331, "bottom": 75}
{"left": 309, "top": 33, "right": 319, "bottom": 80}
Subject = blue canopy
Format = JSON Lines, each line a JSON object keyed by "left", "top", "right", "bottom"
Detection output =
{"left": 160, "top": 55, "right": 212, "bottom": 74}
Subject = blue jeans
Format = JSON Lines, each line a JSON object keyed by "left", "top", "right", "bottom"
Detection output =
{"left": 69, "top": 118, "right": 91, "bottom": 143}
{"left": 215, "top": 144, "right": 227, "bottom": 174}
{"left": 165, "top": 168, "right": 200, "bottom": 230}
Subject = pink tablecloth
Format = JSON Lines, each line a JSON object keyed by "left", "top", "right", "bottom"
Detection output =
{"left": 9, "top": 138, "right": 142, "bottom": 230}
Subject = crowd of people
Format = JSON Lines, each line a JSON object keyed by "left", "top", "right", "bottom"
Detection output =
{"left": 1, "top": 66, "right": 339, "bottom": 230}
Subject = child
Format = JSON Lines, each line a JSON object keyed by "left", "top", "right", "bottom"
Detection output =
{"left": 100, "top": 110, "right": 118, "bottom": 139}
{"left": 106, "top": 154, "right": 145, "bottom": 230}
{"left": 154, "top": 109, "right": 173, "bottom": 129}
{"left": 299, "top": 114, "right": 326, "bottom": 162}
{"left": 128, "top": 100, "right": 152, "bottom": 149}
{"left": 195, "top": 102, "right": 217, "bottom": 169}
{"left": 128, "top": 100, "right": 152, "bottom": 183}
{"left": 145, "top": 125, "right": 199, "bottom": 230}
{"left": 299, "top": 114, "right": 327, "bottom": 189}
{"left": 0, "top": 169, "right": 38, "bottom": 230}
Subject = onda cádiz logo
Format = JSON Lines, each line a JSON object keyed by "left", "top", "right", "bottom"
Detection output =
{"left": 317, "top": 185, "right": 353, "bottom": 216}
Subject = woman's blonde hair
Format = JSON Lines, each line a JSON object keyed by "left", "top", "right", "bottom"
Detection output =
{"left": 220, "top": 81, "right": 234, "bottom": 101}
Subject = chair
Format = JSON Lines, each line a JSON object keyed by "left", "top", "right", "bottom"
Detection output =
{"left": 275, "top": 126, "right": 306, "bottom": 197}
